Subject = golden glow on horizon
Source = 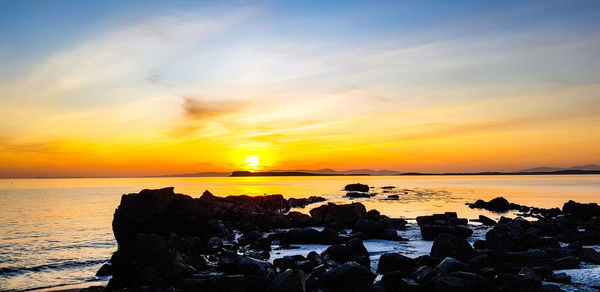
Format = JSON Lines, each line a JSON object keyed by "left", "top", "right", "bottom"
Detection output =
{"left": 244, "top": 155, "right": 260, "bottom": 172}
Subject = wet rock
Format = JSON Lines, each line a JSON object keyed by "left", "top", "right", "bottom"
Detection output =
{"left": 417, "top": 213, "right": 472, "bottom": 240}
{"left": 547, "top": 272, "right": 571, "bottom": 284}
{"left": 469, "top": 197, "right": 516, "bottom": 212}
{"left": 352, "top": 219, "right": 406, "bottom": 241}
{"left": 321, "top": 238, "right": 370, "bottom": 268}
{"left": 473, "top": 240, "right": 486, "bottom": 250}
{"left": 387, "top": 195, "right": 399, "bottom": 200}
{"left": 413, "top": 265, "right": 435, "bottom": 283}
{"left": 478, "top": 215, "right": 496, "bottom": 226}
{"left": 309, "top": 202, "right": 367, "bottom": 227}
{"left": 320, "top": 261, "right": 376, "bottom": 289}
{"left": 579, "top": 247, "right": 600, "bottom": 264}
{"left": 435, "top": 257, "right": 467, "bottom": 274}
{"left": 517, "top": 266, "right": 543, "bottom": 282}
{"left": 430, "top": 234, "right": 475, "bottom": 262}
{"left": 552, "top": 256, "right": 579, "bottom": 269}
{"left": 275, "top": 227, "right": 341, "bottom": 245}
{"left": 562, "top": 200, "right": 600, "bottom": 218}
{"left": 376, "top": 252, "right": 415, "bottom": 274}
{"left": 345, "top": 192, "right": 371, "bottom": 198}
{"left": 217, "top": 252, "right": 277, "bottom": 280}
{"left": 266, "top": 269, "right": 306, "bottom": 292}
{"left": 287, "top": 196, "right": 326, "bottom": 208}
{"left": 273, "top": 255, "right": 316, "bottom": 273}
{"left": 379, "top": 272, "right": 421, "bottom": 291}
{"left": 432, "top": 276, "right": 478, "bottom": 292}
{"left": 96, "top": 263, "right": 112, "bottom": 277}
{"left": 344, "top": 183, "right": 370, "bottom": 192}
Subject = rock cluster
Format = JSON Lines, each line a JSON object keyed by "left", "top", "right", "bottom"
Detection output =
{"left": 93, "top": 187, "right": 600, "bottom": 291}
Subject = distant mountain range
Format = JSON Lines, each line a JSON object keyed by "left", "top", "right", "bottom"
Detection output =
{"left": 519, "top": 164, "right": 600, "bottom": 173}
{"left": 157, "top": 165, "right": 600, "bottom": 177}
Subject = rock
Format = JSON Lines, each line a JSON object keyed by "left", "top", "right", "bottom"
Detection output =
{"left": 218, "top": 252, "right": 277, "bottom": 280}
{"left": 309, "top": 202, "right": 367, "bottom": 226}
{"left": 432, "top": 276, "right": 478, "bottom": 292}
{"left": 276, "top": 228, "right": 339, "bottom": 245}
{"left": 379, "top": 272, "right": 421, "bottom": 290}
{"left": 547, "top": 272, "right": 571, "bottom": 284}
{"left": 183, "top": 274, "right": 268, "bottom": 292}
{"left": 478, "top": 215, "right": 496, "bottom": 226}
{"left": 419, "top": 224, "right": 473, "bottom": 240}
{"left": 345, "top": 192, "right": 371, "bottom": 198}
{"left": 518, "top": 267, "right": 543, "bottom": 282}
{"left": 376, "top": 253, "right": 415, "bottom": 274}
{"left": 344, "top": 183, "right": 370, "bottom": 192}
{"left": 321, "top": 261, "right": 376, "bottom": 289}
{"left": 273, "top": 255, "right": 316, "bottom": 273}
{"left": 435, "top": 257, "right": 467, "bottom": 274}
{"left": 287, "top": 196, "right": 326, "bottom": 208}
{"left": 579, "top": 247, "right": 600, "bottom": 264}
{"left": 381, "top": 186, "right": 396, "bottom": 189}
{"left": 469, "top": 197, "right": 515, "bottom": 212}
{"left": 96, "top": 263, "right": 112, "bottom": 276}
{"left": 321, "top": 238, "right": 370, "bottom": 268}
{"left": 563, "top": 200, "right": 600, "bottom": 218}
{"left": 413, "top": 265, "right": 435, "bottom": 283}
{"left": 552, "top": 256, "right": 579, "bottom": 269}
{"left": 266, "top": 269, "right": 306, "bottom": 292}
{"left": 352, "top": 219, "right": 405, "bottom": 241}
{"left": 387, "top": 194, "right": 399, "bottom": 200}
{"left": 431, "top": 234, "right": 474, "bottom": 262}
{"left": 473, "top": 240, "right": 486, "bottom": 250}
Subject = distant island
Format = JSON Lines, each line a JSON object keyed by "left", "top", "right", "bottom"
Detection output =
{"left": 230, "top": 171, "right": 370, "bottom": 177}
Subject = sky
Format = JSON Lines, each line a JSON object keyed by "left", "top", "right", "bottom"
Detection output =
{"left": 1, "top": 0, "right": 599, "bottom": 178}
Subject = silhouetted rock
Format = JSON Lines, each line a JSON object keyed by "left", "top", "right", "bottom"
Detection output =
{"left": 478, "top": 215, "right": 496, "bottom": 225}
{"left": 309, "top": 202, "right": 367, "bottom": 227}
{"left": 320, "top": 261, "right": 376, "bottom": 289}
{"left": 431, "top": 234, "right": 475, "bottom": 262}
{"left": 345, "top": 192, "right": 371, "bottom": 198}
{"left": 469, "top": 197, "right": 515, "bottom": 212}
{"left": 321, "top": 238, "right": 370, "bottom": 268}
{"left": 563, "top": 200, "right": 600, "bottom": 218}
{"left": 344, "top": 183, "right": 370, "bottom": 192}
{"left": 218, "top": 252, "right": 277, "bottom": 280}
{"left": 266, "top": 269, "right": 306, "bottom": 292}
{"left": 288, "top": 196, "right": 326, "bottom": 208}
{"left": 96, "top": 263, "right": 112, "bottom": 277}
{"left": 376, "top": 252, "right": 415, "bottom": 274}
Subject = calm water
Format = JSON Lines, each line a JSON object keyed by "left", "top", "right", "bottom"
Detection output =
{"left": 0, "top": 175, "right": 599, "bottom": 291}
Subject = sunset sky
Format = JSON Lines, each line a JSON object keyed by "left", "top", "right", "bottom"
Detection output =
{"left": 1, "top": 1, "right": 599, "bottom": 178}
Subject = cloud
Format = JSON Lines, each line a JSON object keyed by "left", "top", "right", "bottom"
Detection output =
{"left": 181, "top": 96, "right": 246, "bottom": 120}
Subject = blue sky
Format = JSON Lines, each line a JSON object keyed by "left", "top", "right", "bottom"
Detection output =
{"left": 0, "top": 1, "right": 599, "bottom": 177}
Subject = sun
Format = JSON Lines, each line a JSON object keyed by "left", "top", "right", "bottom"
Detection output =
{"left": 244, "top": 155, "right": 260, "bottom": 172}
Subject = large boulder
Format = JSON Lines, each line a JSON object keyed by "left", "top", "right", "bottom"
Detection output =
{"left": 266, "top": 269, "right": 306, "bottom": 292}
{"left": 321, "top": 238, "right": 370, "bottom": 268}
{"left": 416, "top": 213, "right": 472, "bottom": 240}
{"left": 563, "top": 200, "right": 600, "bottom": 218}
{"left": 320, "top": 261, "right": 376, "bottom": 289}
{"left": 309, "top": 202, "right": 367, "bottom": 226}
{"left": 469, "top": 197, "right": 518, "bottom": 212}
{"left": 287, "top": 196, "right": 326, "bottom": 208}
{"left": 352, "top": 219, "right": 406, "bottom": 241}
{"left": 376, "top": 253, "right": 415, "bottom": 274}
{"left": 218, "top": 252, "right": 277, "bottom": 280}
{"left": 430, "top": 234, "right": 475, "bottom": 262}
{"left": 344, "top": 183, "right": 370, "bottom": 192}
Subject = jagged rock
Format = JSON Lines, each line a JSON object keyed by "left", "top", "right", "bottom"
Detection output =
{"left": 320, "top": 261, "right": 376, "bottom": 289}
{"left": 321, "top": 238, "right": 370, "bottom": 268}
{"left": 96, "top": 263, "right": 112, "bottom": 277}
{"left": 287, "top": 196, "right": 326, "bottom": 208}
{"left": 547, "top": 272, "right": 571, "bottom": 284}
{"left": 218, "top": 252, "right": 277, "bottom": 280}
{"left": 344, "top": 183, "right": 370, "bottom": 192}
{"left": 377, "top": 252, "right": 414, "bottom": 274}
{"left": 309, "top": 202, "right": 367, "bottom": 226}
{"left": 430, "top": 234, "right": 475, "bottom": 262}
{"left": 413, "top": 265, "right": 435, "bottom": 283}
{"left": 266, "top": 269, "right": 306, "bottom": 292}
{"left": 563, "top": 200, "right": 600, "bottom": 218}
{"left": 478, "top": 215, "right": 496, "bottom": 225}
{"left": 435, "top": 257, "right": 467, "bottom": 274}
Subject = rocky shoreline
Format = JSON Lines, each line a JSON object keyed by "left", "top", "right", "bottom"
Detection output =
{"left": 84, "top": 186, "right": 600, "bottom": 291}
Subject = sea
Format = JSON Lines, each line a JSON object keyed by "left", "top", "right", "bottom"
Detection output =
{"left": 0, "top": 175, "right": 599, "bottom": 291}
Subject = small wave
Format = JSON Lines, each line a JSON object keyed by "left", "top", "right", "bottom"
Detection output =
{"left": 0, "top": 259, "right": 108, "bottom": 277}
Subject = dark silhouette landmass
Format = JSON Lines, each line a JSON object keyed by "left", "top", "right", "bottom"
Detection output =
{"left": 520, "top": 164, "right": 600, "bottom": 173}
{"left": 230, "top": 171, "right": 370, "bottom": 177}
{"left": 398, "top": 169, "right": 600, "bottom": 176}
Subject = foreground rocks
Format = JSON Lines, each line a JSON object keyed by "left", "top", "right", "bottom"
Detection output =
{"left": 95, "top": 187, "right": 600, "bottom": 291}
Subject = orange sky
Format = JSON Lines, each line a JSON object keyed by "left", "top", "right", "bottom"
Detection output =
{"left": 1, "top": 2, "right": 599, "bottom": 178}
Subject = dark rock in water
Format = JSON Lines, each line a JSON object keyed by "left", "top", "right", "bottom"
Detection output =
{"left": 321, "top": 238, "right": 370, "bottom": 268}
{"left": 266, "top": 269, "right": 306, "bottom": 292}
{"left": 345, "top": 192, "right": 371, "bottom": 198}
{"left": 376, "top": 252, "right": 414, "bottom": 274}
{"left": 387, "top": 194, "right": 399, "bottom": 200}
{"left": 563, "top": 200, "right": 600, "bottom": 218}
{"left": 275, "top": 227, "right": 341, "bottom": 245}
{"left": 478, "top": 215, "right": 496, "bottom": 226}
{"left": 309, "top": 202, "right": 367, "bottom": 227}
{"left": 473, "top": 240, "right": 486, "bottom": 250}
{"left": 352, "top": 219, "right": 407, "bottom": 241}
{"left": 273, "top": 255, "right": 315, "bottom": 274}
{"left": 381, "top": 186, "right": 396, "bottom": 189}
{"left": 287, "top": 196, "right": 326, "bottom": 208}
{"left": 579, "top": 247, "right": 600, "bottom": 264}
{"left": 494, "top": 273, "right": 542, "bottom": 292}
{"left": 469, "top": 197, "right": 514, "bottom": 212}
{"left": 96, "top": 263, "right": 112, "bottom": 277}
{"left": 485, "top": 217, "right": 561, "bottom": 251}
{"left": 518, "top": 266, "right": 543, "bottom": 282}
{"left": 416, "top": 213, "right": 472, "bottom": 240}
{"left": 547, "top": 272, "right": 571, "bottom": 284}
{"left": 320, "top": 261, "right": 376, "bottom": 289}
{"left": 419, "top": 224, "right": 473, "bottom": 240}
{"left": 430, "top": 234, "right": 475, "bottom": 262}
{"left": 112, "top": 187, "right": 289, "bottom": 248}
{"left": 447, "top": 271, "right": 493, "bottom": 290}
{"left": 552, "top": 256, "right": 579, "bottom": 269}
{"left": 344, "top": 183, "right": 370, "bottom": 192}
{"left": 218, "top": 252, "right": 277, "bottom": 280}
{"left": 414, "top": 255, "right": 441, "bottom": 268}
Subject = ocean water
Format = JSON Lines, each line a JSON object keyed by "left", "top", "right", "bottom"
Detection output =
{"left": 0, "top": 175, "right": 598, "bottom": 291}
